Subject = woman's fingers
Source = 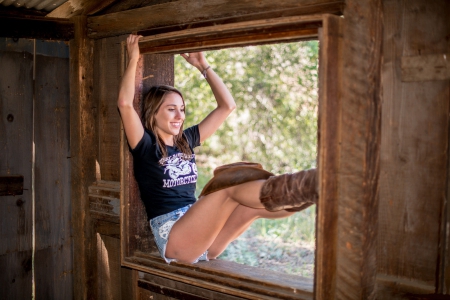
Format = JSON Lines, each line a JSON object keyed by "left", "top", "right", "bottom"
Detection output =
{"left": 126, "top": 34, "right": 142, "bottom": 60}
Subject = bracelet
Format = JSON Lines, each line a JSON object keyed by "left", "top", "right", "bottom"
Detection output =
{"left": 202, "top": 66, "right": 211, "bottom": 79}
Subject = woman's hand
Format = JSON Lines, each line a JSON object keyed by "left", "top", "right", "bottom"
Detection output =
{"left": 127, "top": 34, "right": 142, "bottom": 61}
{"left": 180, "top": 52, "right": 209, "bottom": 71}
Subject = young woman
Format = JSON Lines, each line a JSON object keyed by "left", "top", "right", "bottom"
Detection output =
{"left": 118, "top": 34, "right": 317, "bottom": 264}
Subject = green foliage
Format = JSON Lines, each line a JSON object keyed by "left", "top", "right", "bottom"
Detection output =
{"left": 174, "top": 41, "right": 318, "bottom": 276}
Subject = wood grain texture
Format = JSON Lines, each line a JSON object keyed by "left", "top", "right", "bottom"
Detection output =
{"left": 401, "top": 53, "right": 450, "bottom": 82}
{"left": 97, "top": 234, "right": 122, "bottom": 300}
{"left": 89, "top": 180, "right": 121, "bottom": 224}
{"left": 138, "top": 16, "right": 321, "bottom": 54}
{"left": 335, "top": 0, "right": 383, "bottom": 299}
{"left": 378, "top": 0, "right": 450, "bottom": 294}
{"left": 87, "top": 0, "right": 344, "bottom": 39}
{"left": 96, "top": 0, "right": 178, "bottom": 15}
{"left": 315, "top": 14, "right": 343, "bottom": 300}
{"left": 47, "top": 0, "right": 119, "bottom": 18}
{"left": 0, "top": 42, "right": 33, "bottom": 300}
{"left": 95, "top": 36, "right": 126, "bottom": 182}
{"left": 70, "top": 16, "right": 97, "bottom": 300}
{"left": 34, "top": 45, "right": 73, "bottom": 300}
{"left": 121, "top": 53, "right": 173, "bottom": 260}
{"left": 127, "top": 253, "right": 313, "bottom": 300}
{"left": 139, "top": 272, "right": 244, "bottom": 300}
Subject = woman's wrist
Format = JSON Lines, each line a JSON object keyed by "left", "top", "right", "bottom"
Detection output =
{"left": 201, "top": 65, "right": 211, "bottom": 78}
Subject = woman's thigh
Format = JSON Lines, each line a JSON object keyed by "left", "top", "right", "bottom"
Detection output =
{"left": 165, "top": 189, "right": 240, "bottom": 262}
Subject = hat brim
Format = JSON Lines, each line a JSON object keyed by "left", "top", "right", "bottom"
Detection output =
{"left": 198, "top": 162, "right": 274, "bottom": 198}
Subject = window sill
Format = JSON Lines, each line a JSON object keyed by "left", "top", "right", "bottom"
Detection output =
{"left": 125, "top": 251, "right": 313, "bottom": 300}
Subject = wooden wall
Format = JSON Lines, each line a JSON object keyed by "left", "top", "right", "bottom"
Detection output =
{"left": 0, "top": 38, "right": 34, "bottom": 300}
{"left": 377, "top": 0, "right": 450, "bottom": 297}
{"left": 88, "top": 1, "right": 450, "bottom": 299}
{"left": 0, "top": 38, "right": 72, "bottom": 299}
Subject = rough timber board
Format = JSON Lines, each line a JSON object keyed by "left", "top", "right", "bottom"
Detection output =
{"left": 95, "top": 35, "right": 127, "bottom": 182}
{"left": 401, "top": 53, "right": 450, "bottom": 82}
{"left": 87, "top": 0, "right": 344, "bottom": 39}
{"left": 97, "top": 234, "right": 122, "bottom": 300}
{"left": 377, "top": 0, "right": 450, "bottom": 293}
{"left": 334, "top": 0, "right": 383, "bottom": 298}
{"left": 70, "top": 16, "right": 97, "bottom": 300}
{"left": 315, "top": 14, "right": 343, "bottom": 300}
{"left": 0, "top": 41, "right": 33, "bottom": 299}
{"left": 34, "top": 47, "right": 73, "bottom": 299}
{"left": 121, "top": 53, "right": 173, "bottom": 260}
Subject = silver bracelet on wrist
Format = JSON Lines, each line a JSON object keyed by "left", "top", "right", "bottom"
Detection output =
{"left": 202, "top": 66, "right": 211, "bottom": 79}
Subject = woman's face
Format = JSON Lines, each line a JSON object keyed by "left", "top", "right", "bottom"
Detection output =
{"left": 154, "top": 92, "right": 185, "bottom": 145}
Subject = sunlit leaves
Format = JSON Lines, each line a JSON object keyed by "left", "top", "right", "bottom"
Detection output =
{"left": 175, "top": 41, "right": 319, "bottom": 175}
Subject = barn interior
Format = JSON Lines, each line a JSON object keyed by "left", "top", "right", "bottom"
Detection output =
{"left": 1, "top": 0, "right": 449, "bottom": 299}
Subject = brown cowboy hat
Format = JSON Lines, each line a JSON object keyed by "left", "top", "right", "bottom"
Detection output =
{"left": 198, "top": 162, "right": 274, "bottom": 198}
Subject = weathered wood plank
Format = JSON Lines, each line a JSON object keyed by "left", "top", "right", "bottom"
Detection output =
{"left": 95, "top": 36, "right": 126, "bottom": 182}
{"left": 121, "top": 53, "right": 173, "bottom": 260}
{"left": 138, "top": 15, "right": 321, "bottom": 54}
{"left": 376, "top": 274, "right": 435, "bottom": 299}
{"left": 87, "top": 0, "right": 344, "bottom": 39}
{"left": 139, "top": 272, "right": 245, "bottom": 300}
{"left": 127, "top": 253, "right": 313, "bottom": 300}
{"left": 315, "top": 14, "right": 343, "bottom": 300}
{"left": 401, "top": 53, "right": 450, "bottom": 82}
{"left": 34, "top": 43, "right": 73, "bottom": 299}
{"left": 97, "top": 0, "right": 179, "bottom": 15}
{"left": 0, "top": 41, "right": 33, "bottom": 299}
{"left": 138, "top": 279, "right": 209, "bottom": 300}
{"left": 70, "top": 16, "right": 97, "bottom": 300}
{"left": 0, "top": 176, "right": 23, "bottom": 196}
{"left": 378, "top": 0, "right": 450, "bottom": 295}
{"left": 334, "top": 0, "right": 383, "bottom": 298}
{"left": 0, "top": 16, "right": 74, "bottom": 40}
{"left": 95, "top": 219, "right": 120, "bottom": 238}
{"left": 47, "top": 0, "right": 119, "bottom": 18}
{"left": 121, "top": 267, "right": 139, "bottom": 300}
{"left": 97, "top": 234, "right": 122, "bottom": 300}
{"left": 0, "top": 250, "right": 33, "bottom": 300}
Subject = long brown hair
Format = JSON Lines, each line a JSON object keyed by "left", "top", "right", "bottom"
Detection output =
{"left": 142, "top": 85, "right": 192, "bottom": 163}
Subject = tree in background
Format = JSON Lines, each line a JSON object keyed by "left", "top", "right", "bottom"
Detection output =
{"left": 175, "top": 41, "right": 319, "bottom": 276}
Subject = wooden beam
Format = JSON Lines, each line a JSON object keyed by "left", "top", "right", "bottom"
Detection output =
{"left": 333, "top": 0, "right": 383, "bottom": 298}
{"left": 138, "top": 15, "right": 322, "bottom": 54}
{"left": 69, "top": 16, "right": 97, "bottom": 300}
{"left": 0, "top": 16, "right": 74, "bottom": 40}
{"left": 87, "top": 0, "right": 345, "bottom": 39}
{"left": 315, "top": 14, "right": 343, "bottom": 300}
{"left": 47, "top": 0, "right": 119, "bottom": 18}
{"left": 402, "top": 53, "right": 450, "bottom": 82}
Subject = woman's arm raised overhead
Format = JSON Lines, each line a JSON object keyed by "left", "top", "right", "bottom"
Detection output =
{"left": 117, "top": 34, "right": 145, "bottom": 149}
{"left": 180, "top": 52, "right": 236, "bottom": 143}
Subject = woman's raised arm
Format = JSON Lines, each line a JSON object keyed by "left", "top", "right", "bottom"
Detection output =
{"left": 180, "top": 52, "right": 236, "bottom": 143}
{"left": 117, "top": 34, "right": 144, "bottom": 149}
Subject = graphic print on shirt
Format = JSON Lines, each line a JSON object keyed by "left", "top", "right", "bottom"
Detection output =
{"left": 160, "top": 153, "right": 198, "bottom": 188}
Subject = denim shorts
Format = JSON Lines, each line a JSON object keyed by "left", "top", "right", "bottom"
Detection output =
{"left": 149, "top": 204, "right": 208, "bottom": 264}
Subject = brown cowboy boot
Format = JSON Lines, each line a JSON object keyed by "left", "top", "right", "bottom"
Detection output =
{"left": 259, "top": 168, "right": 318, "bottom": 212}
{"left": 199, "top": 162, "right": 317, "bottom": 212}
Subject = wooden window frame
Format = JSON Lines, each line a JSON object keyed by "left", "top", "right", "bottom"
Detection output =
{"left": 120, "top": 14, "right": 342, "bottom": 299}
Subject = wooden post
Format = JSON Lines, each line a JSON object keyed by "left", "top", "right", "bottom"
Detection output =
{"left": 315, "top": 14, "right": 343, "bottom": 300}
{"left": 69, "top": 16, "right": 97, "bottom": 300}
{"left": 334, "top": 0, "right": 383, "bottom": 299}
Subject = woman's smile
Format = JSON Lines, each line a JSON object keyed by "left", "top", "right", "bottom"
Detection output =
{"left": 154, "top": 92, "right": 185, "bottom": 145}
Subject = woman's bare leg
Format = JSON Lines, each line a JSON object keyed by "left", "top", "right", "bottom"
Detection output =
{"left": 166, "top": 180, "right": 268, "bottom": 262}
{"left": 207, "top": 205, "right": 295, "bottom": 259}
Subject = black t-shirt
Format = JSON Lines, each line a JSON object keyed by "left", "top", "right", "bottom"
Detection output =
{"left": 130, "top": 125, "right": 200, "bottom": 220}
